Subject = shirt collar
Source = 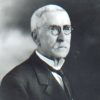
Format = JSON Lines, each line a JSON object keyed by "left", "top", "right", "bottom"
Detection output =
{"left": 35, "top": 51, "right": 65, "bottom": 70}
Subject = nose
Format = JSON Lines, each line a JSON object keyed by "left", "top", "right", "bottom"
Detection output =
{"left": 57, "top": 30, "right": 65, "bottom": 42}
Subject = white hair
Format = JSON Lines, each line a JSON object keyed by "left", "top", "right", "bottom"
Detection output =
{"left": 30, "top": 4, "right": 67, "bottom": 32}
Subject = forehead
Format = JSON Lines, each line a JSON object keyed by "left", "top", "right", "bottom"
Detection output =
{"left": 42, "top": 11, "right": 71, "bottom": 26}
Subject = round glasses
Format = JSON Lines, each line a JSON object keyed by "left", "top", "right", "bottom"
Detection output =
{"left": 49, "top": 25, "right": 73, "bottom": 36}
{"left": 36, "top": 24, "right": 73, "bottom": 36}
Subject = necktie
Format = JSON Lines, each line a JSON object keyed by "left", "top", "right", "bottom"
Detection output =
{"left": 48, "top": 67, "right": 73, "bottom": 100}
{"left": 51, "top": 71, "right": 64, "bottom": 88}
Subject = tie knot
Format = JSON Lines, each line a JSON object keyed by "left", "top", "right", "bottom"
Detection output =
{"left": 48, "top": 66, "right": 64, "bottom": 78}
{"left": 56, "top": 70, "right": 64, "bottom": 78}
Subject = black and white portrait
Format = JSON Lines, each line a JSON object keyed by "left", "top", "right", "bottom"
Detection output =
{"left": 0, "top": 0, "right": 100, "bottom": 100}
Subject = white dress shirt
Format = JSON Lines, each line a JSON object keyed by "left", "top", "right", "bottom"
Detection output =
{"left": 36, "top": 51, "right": 65, "bottom": 89}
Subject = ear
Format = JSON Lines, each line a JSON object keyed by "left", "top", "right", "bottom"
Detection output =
{"left": 31, "top": 29, "right": 40, "bottom": 46}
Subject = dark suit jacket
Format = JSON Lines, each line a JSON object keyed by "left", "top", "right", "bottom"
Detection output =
{"left": 0, "top": 53, "right": 74, "bottom": 100}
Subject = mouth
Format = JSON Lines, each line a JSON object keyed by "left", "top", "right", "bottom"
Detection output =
{"left": 58, "top": 46, "right": 67, "bottom": 49}
{"left": 53, "top": 44, "right": 68, "bottom": 49}
{"left": 53, "top": 47, "right": 67, "bottom": 51}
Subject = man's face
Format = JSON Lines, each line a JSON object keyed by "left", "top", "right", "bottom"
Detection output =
{"left": 37, "top": 11, "right": 72, "bottom": 59}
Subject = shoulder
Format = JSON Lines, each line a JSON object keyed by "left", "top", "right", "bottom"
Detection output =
{"left": 1, "top": 56, "right": 37, "bottom": 86}
{"left": 1, "top": 53, "right": 44, "bottom": 88}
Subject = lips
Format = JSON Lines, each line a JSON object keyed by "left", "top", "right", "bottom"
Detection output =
{"left": 54, "top": 44, "right": 68, "bottom": 49}
{"left": 58, "top": 46, "right": 67, "bottom": 48}
{"left": 55, "top": 46, "right": 67, "bottom": 50}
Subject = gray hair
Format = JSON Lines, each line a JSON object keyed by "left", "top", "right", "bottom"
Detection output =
{"left": 30, "top": 4, "right": 67, "bottom": 32}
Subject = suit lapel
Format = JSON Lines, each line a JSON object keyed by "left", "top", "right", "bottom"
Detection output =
{"left": 31, "top": 53, "right": 69, "bottom": 100}
{"left": 61, "top": 68, "right": 74, "bottom": 100}
{"left": 44, "top": 73, "right": 69, "bottom": 100}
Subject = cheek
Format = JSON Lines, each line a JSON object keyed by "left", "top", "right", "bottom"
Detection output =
{"left": 47, "top": 36, "right": 57, "bottom": 48}
{"left": 39, "top": 29, "right": 58, "bottom": 48}
{"left": 64, "top": 34, "right": 71, "bottom": 47}
{"left": 44, "top": 32, "right": 57, "bottom": 46}
{"left": 66, "top": 34, "right": 71, "bottom": 41}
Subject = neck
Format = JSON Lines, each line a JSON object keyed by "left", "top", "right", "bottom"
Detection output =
{"left": 36, "top": 50, "right": 65, "bottom": 70}
{"left": 36, "top": 49, "right": 64, "bottom": 62}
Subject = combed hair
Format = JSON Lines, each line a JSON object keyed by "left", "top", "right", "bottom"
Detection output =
{"left": 30, "top": 4, "right": 66, "bottom": 32}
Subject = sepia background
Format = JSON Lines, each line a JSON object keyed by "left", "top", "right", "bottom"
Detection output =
{"left": 0, "top": 0, "right": 100, "bottom": 100}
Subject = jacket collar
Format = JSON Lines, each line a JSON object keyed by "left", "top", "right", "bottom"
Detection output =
{"left": 28, "top": 52, "right": 73, "bottom": 100}
{"left": 29, "top": 52, "right": 51, "bottom": 85}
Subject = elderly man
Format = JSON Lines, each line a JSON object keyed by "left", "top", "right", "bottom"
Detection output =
{"left": 0, "top": 4, "right": 74, "bottom": 100}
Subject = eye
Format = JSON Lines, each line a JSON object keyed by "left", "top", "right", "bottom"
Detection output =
{"left": 63, "top": 25, "right": 71, "bottom": 30}
{"left": 63, "top": 25, "right": 72, "bottom": 35}
{"left": 49, "top": 25, "right": 59, "bottom": 36}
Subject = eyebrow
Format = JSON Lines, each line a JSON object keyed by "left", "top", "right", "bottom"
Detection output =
{"left": 63, "top": 25, "right": 71, "bottom": 27}
{"left": 49, "top": 25, "right": 71, "bottom": 27}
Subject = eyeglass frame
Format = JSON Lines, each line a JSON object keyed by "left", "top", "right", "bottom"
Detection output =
{"left": 36, "top": 24, "right": 73, "bottom": 36}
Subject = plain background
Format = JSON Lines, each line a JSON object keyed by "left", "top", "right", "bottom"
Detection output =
{"left": 0, "top": 0, "right": 100, "bottom": 100}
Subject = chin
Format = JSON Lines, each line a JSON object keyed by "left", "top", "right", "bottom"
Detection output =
{"left": 51, "top": 48, "right": 70, "bottom": 58}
